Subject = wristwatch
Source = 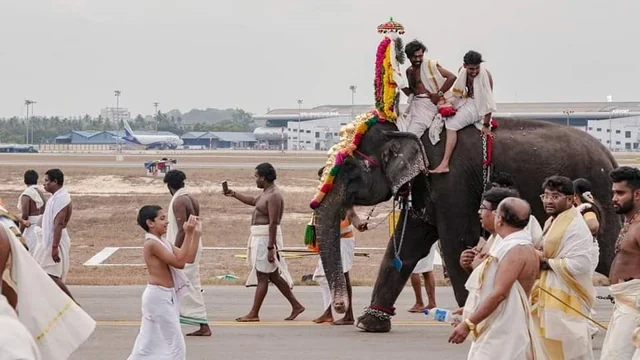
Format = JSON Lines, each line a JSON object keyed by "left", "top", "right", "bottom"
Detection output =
{"left": 437, "top": 91, "right": 444, "bottom": 97}
{"left": 464, "top": 318, "right": 478, "bottom": 338}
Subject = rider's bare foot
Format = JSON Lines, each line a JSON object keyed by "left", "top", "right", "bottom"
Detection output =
{"left": 235, "top": 315, "right": 259, "bottom": 322}
{"left": 332, "top": 317, "right": 354, "bottom": 325}
{"left": 408, "top": 304, "right": 426, "bottom": 313}
{"left": 429, "top": 164, "right": 450, "bottom": 174}
{"left": 285, "top": 305, "right": 306, "bottom": 321}
{"left": 186, "top": 324, "right": 212, "bottom": 336}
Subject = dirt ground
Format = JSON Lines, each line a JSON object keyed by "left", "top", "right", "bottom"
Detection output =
{"left": 0, "top": 150, "right": 622, "bottom": 286}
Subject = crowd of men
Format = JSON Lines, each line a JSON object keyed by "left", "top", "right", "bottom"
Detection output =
{"left": 2, "top": 161, "right": 640, "bottom": 359}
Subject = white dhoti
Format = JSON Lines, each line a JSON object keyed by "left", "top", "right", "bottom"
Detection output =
{"left": 600, "top": 279, "right": 640, "bottom": 359}
{"left": 413, "top": 241, "right": 438, "bottom": 274}
{"left": 35, "top": 188, "right": 71, "bottom": 282}
{"left": 246, "top": 225, "right": 294, "bottom": 288}
{"left": 179, "top": 238, "right": 208, "bottom": 326}
{"left": 128, "top": 285, "right": 185, "bottom": 360}
{"left": 313, "top": 238, "right": 355, "bottom": 309}
{"left": 165, "top": 187, "right": 209, "bottom": 327}
{"left": 1, "top": 207, "right": 96, "bottom": 360}
{"left": 0, "top": 295, "right": 41, "bottom": 360}
{"left": 23, "top": 215, "right": 42, "bottom": 256}
{"left": 398, "top": 95, "right": 438, "bottom": 138}
{"left": 445, "top": 97, "right": 484, "bottom": 131}
{"left": 463, "top": 230, "right": 547, "bottom": 360}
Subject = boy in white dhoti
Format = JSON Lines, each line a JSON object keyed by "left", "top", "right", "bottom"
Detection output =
{"left": 430, "top": 50, "right": 497, "bottom": 174}
{"left": 128, "top": 206, "right": 200, "bottom": 360}
{"left": 163, "top": 170, "right": 211, "bottom": 336}
{"left": 398, "top": 40, "right": 457, "bottom": 143}
{"left": 18, "top": 170, "right": 46, "bottom": 255}
{"left": 224, "top": 162, "right": 305, "bottom": 322}
{"left": 1, "top": 203, "right": 96, "bottom": 360}
{"left": 408, "top": 241, "right": 438, "bottom": 312}
{"left": 449, "top": 198, "right": 547, "bottom": 359}
{"left": 32, "top": 168, "right": 75, "bottom": 301}
{"left": 531, "top": 176, "right": 597, "bottom": 360}
{"left": 599, "top": 167, "right": 640, "bottom": 359}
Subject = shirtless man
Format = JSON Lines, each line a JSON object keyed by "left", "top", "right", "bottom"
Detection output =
{"left": 18, "top": 170, "right": 46, "bottom": 254}
{"left": 224, "top": 162, "right": 305, "bottom": 322}
{"left": 600, "top": 166, "right": 640, "bottom": 359}
{"left": 164, "top": 170, "right": 211, "bottom": 336}
{"left": 449, "top": 198, "right": 544, "bottom": 358}
{"left": 399, "top": 40, "right": 457, "bottom": 138}
{"left": 36, "top": 169, "right": 75, "bottom": 301}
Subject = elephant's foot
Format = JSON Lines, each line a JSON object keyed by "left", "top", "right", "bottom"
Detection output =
{"left": 355, "top": 305, "right": 395, "bottom": 333}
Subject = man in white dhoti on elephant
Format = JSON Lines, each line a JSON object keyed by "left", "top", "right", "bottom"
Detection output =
{"left": 530, "top": 175, "right": 597, "bottom": 360}
{"left": 599, "top": 166, "right": 640, "bottom": 359}
{"left": 163, "top": 170, "right": 212, "bottom": 337}
{"left": 449, "top": 197, "right": 547, "bottom": 359}
{"left": 430, "top": 50, "right": 497, "bottom": 174}
{"left": 33, "top": 168, "right": 76, "bottom": 302}
{"left": 224, "top": 162, "right": 305, "bottom": 322}
{"left": 1, "top": 203, "right": 96, "bottom": 360}
{"left": 18, "top": 170, "right": 46, "bottom": 255}
{"left": 397, "top": 39, "right": 457, "bottom": 142}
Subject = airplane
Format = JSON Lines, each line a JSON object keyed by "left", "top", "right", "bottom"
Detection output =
{"left": 117, "top": 120, "right": 183, "bottom": 150}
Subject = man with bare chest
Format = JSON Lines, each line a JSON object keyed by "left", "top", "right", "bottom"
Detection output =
{"left": 224, "top": 162, "right": 305, "bottom": 322}
{"left": 398, "top": 40, "right": 457, "bottom": 139}
{"left": 600, "top": 166, "right": 640, "bottom": 359}
{"left": 18, "top": 170, "right": 46, "bottom": 255}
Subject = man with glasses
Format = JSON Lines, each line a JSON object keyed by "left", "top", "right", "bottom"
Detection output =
{"left": 530, "top": 175, "right": 597, "bottom": 359}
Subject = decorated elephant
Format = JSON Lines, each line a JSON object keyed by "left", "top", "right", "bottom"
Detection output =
{"left": 309, "top": 110, "right": 620, "bottom": 333}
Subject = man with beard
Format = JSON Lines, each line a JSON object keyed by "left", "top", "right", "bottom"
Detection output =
{"left": 530, "top": 175, "right": 597, "bottom": 360}
{"left": 224, "top": 162, "right": 305, "bottom": 322}
{"left": 430, "top": 50, "right": 497, "bottom": 174}
{"left": 600, "top": 166, "right": 640, "bottom": 359}
{"left": 398, "top": 39, "right": 457, "bottom": 140}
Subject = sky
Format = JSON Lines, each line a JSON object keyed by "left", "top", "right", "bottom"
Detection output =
{"left": 1, "top": 0, "right": 638, "bottom": 118}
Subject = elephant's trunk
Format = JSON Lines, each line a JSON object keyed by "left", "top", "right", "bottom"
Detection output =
{"left": 314, "top": 178, "right": 349, "bottom": 313}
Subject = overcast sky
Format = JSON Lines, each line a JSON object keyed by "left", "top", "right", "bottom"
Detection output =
{"left": 1, "top": 0, "right": 638, "bottom": 118}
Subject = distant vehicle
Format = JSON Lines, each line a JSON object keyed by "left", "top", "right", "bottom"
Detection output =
{"left": 0, "top": 144, "right": 39, "bottom": 153}
{"left": 116, "top": 120, "right": 183, "bottom": 150}
{"left": 144, "top": 158, "right": 177, "bottom": 177}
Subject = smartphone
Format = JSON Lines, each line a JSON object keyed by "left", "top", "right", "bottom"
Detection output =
{"left": 221, "top": 181, "right": 228, "bottom": 193}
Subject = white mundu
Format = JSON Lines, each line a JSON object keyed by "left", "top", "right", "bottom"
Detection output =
{"left": 413, "top": 241, "right": 438, "bottom": 274}
{"left": 398, "top": 59, "right": 455, "bottom": 144}
{"left": 17, "top": 184, "right": 45, "bottom": 255}
{"left": 0, "top": 295, "right": 41, "bottom": 360}
{"left": 448, "top": 66, "right": 497, "bottom": 131}
{"left": 246, "top": 225, "right": 293, "bottom": 288}
{"left": 463, "top": 229, "right": 547, "bottom": 359}
{"left": 33, "top": 187, "right": 71, "bottom": 281}
{"left": 128, "top": 233, "right": 192, "bottom": 360}
{"left": 167, "top": 187, "right": 208, "bottom": 326}
{"left": 531, "top": 206, "right": 596, "bottom": 360}
{"left": 0, "top": 207, "right": 96, "bottom": 360}
{"left": 600, "top": 279, "right": 640, "bottom": 359}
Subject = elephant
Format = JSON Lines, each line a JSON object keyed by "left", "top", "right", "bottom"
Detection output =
{"left": 312, "top": 116, "right": 621, "bottom": 333}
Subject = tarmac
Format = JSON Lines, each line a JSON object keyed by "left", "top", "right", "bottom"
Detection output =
{"left": 69, "top": 285, "right": 613, "bottom": 359}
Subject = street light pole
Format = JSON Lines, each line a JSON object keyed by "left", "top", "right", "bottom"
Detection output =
{"left": 153, "top": 102, "right": 159, "bottom": 132}
{"left": 114, "top": 90, "right": 121, "bottom": 151}
{"left": 297, "top": 99, "right": 303, "bottom": 150}
{"left": 24, "top": 100, "right": 30, "bottom": 144}
{"left": 30, "top": 101, "right": 36, "bottom": 144}
{"left": 349, "top": 85, "right": 357, "bottom": 120}
{"left": 563, "top": 109, "right": 574, "bottom": 127}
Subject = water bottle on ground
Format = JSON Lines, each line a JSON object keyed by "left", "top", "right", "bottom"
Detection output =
{"left": 423, "top": 307, "right": 462, "bottom": 323}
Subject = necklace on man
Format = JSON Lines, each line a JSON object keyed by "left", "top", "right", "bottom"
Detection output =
{"left": 615, "top": 208, "right": 640, "bottom": 254}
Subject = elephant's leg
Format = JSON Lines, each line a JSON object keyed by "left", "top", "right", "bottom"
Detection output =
{"left": 356, "top": 210, "right": 438, "bottom": 333}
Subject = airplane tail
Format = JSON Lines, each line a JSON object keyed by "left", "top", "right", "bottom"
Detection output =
{"left": 122, "top": 120, "right": 135, "bottom": 138}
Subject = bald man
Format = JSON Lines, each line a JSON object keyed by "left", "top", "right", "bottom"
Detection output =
{"left": 449, "top": 198, "right": 547, "bottom": 359}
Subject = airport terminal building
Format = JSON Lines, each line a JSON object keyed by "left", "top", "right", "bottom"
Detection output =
{"left": 252, "top": 101, "right": 640, "bottom": 151}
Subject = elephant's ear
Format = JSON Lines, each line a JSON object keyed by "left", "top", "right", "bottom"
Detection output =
{"left": 380, "top": 131, "right": 429, "bottom": 195}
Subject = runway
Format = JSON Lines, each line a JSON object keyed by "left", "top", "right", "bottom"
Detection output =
{"left": 69, "top": 285, "right": 613, "bottom": 359}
